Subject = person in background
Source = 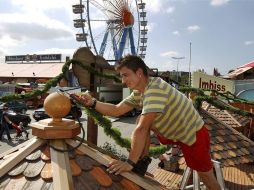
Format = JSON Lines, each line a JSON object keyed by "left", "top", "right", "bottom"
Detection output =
{"left": 0, "top": 105, "right": 13, "bottom": 141}
{"left": 13, "top": 122, "right": 29, "bottom": 139}
{"left": 78, "top": 55, "right": 221, "bottom": 190}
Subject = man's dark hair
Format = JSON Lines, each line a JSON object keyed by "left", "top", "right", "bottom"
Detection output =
{"left": 115, "top": 55, "right": 148, "bottom": 76}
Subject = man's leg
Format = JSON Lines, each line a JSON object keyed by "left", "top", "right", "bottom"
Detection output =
{"left": 198, "top": 169, "right": 221, "bottom": 190}
{"left": 180, "top": 127, "right": 221, "bottom": 190}
{"left": 3, "top": 124, "right": 11, "bottom": 140}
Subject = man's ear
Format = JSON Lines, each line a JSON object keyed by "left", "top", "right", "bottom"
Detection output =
{"left": 136, "top": 68, "right": 143, "bottom": 77}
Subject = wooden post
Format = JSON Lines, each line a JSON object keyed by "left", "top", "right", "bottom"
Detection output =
{"left": 50, "top": 140, "right": 74, "bottom": 190}
{"left": 87, "top": 62, "right": 98, "bottom": 145}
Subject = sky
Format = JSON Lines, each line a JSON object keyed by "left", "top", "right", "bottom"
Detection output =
{"left": 0, "top": 0, "right": 253, "bottom": 75}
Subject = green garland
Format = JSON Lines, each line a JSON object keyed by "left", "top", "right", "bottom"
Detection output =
{"left": 80, "top": 105, "right": 168, "bottom": 156}
{"left": 1, "top": 59, "right": 254, "bottom": 156}
{"left": 179, "top": 87, "right": 254, "bottom": 117}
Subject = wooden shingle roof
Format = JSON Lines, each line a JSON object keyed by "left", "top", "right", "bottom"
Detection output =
{"left": 204, "top": 101, "right": 250, "bottom": 133}
{"left": 0, "top": 137, "right": 165, "bottom": 190}
{"left": 1, "top": 107, "right": 254, "bottom": 190}
{"left": 201, "top": 109, "right": 254, "bottom": 166}
{"left": 148, "top": 108, "right": 254, "bottom": 189}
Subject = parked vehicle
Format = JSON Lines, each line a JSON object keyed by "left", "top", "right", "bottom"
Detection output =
{"left": 25, "top": 93, "right": 49, "bottom": 108}
{"left": 33, "top": 104, "right": 82, "bottom": 121}
{"left": 0, "top": 109, "right": 31, "bottom": 128}
{"left": 0, "top": 101, "right": 27, "bottom": 114}
{"left": 125, "top": 108, "right": 142, "bottom": 117}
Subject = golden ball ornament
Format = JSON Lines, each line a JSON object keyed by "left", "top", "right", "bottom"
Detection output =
{"left": 44, "top": 92, "right": 71, "bottom": 121}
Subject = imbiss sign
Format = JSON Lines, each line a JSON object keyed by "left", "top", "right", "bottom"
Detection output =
{"left": 192, "top": 72, "right": 235, "bottom": 93}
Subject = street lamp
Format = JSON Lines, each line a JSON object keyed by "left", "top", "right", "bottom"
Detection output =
{"left": 171, "top": 56, "right": 185, "bottom": 83}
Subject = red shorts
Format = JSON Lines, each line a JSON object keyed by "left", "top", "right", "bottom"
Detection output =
{"left": 157, "top": 126, "right": 213, "bottom": 172}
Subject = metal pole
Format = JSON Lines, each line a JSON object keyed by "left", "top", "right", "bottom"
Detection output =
{"left": 177, "top": 59, "right": 179, "bottom": 83}
{"left": 189, "top": 42, "right": 192, "bottom": 86}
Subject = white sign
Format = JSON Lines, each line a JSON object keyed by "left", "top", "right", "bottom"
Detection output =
{"left": 192, "top": 72, "right": 235, "bottom": 93}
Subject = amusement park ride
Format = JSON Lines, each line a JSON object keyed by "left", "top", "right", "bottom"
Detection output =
{"left": 72, "top": 0, "right": 148, "bottom": 62}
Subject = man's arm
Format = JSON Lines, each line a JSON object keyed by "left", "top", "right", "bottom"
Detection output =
{"left": 79, "top": 94, "right": 134, "bottom": 117}
{"left": 4, "top": 115, "right": 12, "bottom": 125}
{"left": 128, "top": 112, "right": 157, "bottom": 163}
{"left": 95, "top": 101, "right": 133, "bottom": 117}
{"left": 107, "top": 112, "right": 156, "bottom": 175}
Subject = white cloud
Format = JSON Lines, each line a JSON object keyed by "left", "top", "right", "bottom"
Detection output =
{"left": 0, "top": 35, "right": 22, "bottom": 49}
{"left": 147, "top": 22, "right": 156, "bottom": 32}
{"left": 0, "top": 0, "right": 75, "bottom": 45}
{"left": 0, "top": 0, "right": 77, "bottom": 56}
{"left": 210, "top": 0, "right": 231, "bottom": 6}
{"left": 160, "top": 51, "right": 179, "bottom": 57}
{"left": 166, "top": 6, "right": 175, "bottom": 14}
{"left": 11, "top": 0, "right": 74, "bottom": 13}
{"left": 144, "top": 0, "right": 163, "bottom": 13}
{"left": 244, "top": 41, "right": 254, "bottom": 45}
{"left": 187, "top": 25, "right": 200, "bottom": 33}
{"left": 144, "top": 0, "right": 171, "bottom": 14}
{"left": 172, "top": 30, "right": 180, "bottom": 36}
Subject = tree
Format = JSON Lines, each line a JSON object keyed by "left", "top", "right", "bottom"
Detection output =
{"left": 213, "top": 68, "right": 221, "bottom": 76}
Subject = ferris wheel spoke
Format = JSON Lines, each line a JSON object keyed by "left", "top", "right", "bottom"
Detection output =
{"left": 113, "top": 0, "right": 124, "bottom": 12}
{"left": 89, "top": 0, "right": 108, "bottom": 16}
{"left": 106, "top": 1, "right": 123, "bottom": 17}
{"left": 113, "top": 26, "right": 124, "bottom": 44}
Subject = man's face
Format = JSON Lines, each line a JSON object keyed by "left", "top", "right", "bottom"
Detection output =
{"left": 119, "top": 66, "right": 140, "bottom": 89}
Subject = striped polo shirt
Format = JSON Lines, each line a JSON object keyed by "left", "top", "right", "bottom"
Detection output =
{"left": 123, "top": 77, "right": 204, "bottom": 145}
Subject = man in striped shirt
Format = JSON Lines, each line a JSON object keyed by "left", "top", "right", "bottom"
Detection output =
{"left": 80, "top": 55, "right": 221, "bottom": 190}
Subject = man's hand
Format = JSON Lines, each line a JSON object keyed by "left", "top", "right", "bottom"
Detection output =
{"left": 80, "top": 93, "right": 93, "bottom": 105}
{"left": 107, "top": 159, "right": 133, "bottom": 175}
{"left": 69, "top": 92, "right": 93, "bottom": 107}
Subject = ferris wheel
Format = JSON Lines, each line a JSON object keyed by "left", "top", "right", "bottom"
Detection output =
{"left": 72, "top": 0, "right": 148, "bottom": 63}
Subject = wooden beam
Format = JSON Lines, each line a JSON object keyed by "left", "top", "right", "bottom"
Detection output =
{"left": 65, "top": 139, "right": 162, "bottom": 190}
{"left": 0, "top": 137, "right": 35, "bottom": 159}
{"left": 50, "top": 139, "right": 74, "bottom": 190}
{"left": 0, "top": 137, "right": 45, "bottom": 178}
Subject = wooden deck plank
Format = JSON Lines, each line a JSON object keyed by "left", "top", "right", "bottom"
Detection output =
{"left": 158, "top": 170, "right": 170, "bottom": 185}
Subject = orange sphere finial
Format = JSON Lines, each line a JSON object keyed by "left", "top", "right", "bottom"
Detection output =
{"left": 44, "top": 92, "right": 71, "bottom": 122}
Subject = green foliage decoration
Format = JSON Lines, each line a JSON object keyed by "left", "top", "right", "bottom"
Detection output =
{"left": 1, "top": 59, "right": 254, "bottom": 156}
{"left": 179, "top": 87, "right": 254, "bottom": 117}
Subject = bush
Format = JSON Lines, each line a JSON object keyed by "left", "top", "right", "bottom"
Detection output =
{"left": 100, "top": 142, "right": 127, "bottom": 160}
